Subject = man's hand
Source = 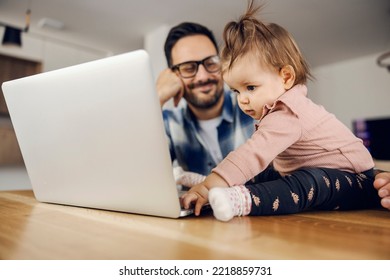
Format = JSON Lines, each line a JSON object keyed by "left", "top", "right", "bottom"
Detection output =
{"left": 374, "top": 171, "right": 390, "bottom": 210}
{"left": 156, "top": 68, "right": 184, "bottom": 107}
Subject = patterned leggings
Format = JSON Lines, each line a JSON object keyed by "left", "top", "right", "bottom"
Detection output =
{"left": 245, "top": 166, "right": 381, "bottom": 216}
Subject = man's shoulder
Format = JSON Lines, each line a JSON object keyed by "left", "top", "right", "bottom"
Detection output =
{"left": 162, "top": 103, "right": 187, "bottom": 124}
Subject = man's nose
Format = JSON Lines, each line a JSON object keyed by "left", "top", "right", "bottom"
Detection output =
{"left": 194, "top": 64, "right": 210, "bottom": 80}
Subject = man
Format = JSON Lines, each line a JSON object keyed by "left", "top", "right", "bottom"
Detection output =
{"left": 156, "top": 22, "right": 389, "bottom": 210}
{"left": 156, "top": 22, "right": 254, "bottom": 176}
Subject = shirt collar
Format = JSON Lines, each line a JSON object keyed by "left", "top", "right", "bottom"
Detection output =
{"left": 259, "top": 84, "right": 307, "bottom": 121}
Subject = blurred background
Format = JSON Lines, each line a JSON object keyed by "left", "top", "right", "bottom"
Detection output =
{"left": 1, "top": 0, "right": 390, "bottom": 190}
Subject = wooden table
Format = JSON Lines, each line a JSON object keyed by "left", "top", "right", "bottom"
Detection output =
{"left": 1, "top": 190, "right": 389, "bottom": 260}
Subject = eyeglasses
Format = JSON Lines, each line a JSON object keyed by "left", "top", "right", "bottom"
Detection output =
{"left": 171, "top": 55, "right": 221, "bottom": 78}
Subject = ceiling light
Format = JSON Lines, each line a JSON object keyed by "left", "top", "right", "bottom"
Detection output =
{"left": 38, "top": 18, "right": 65, "bottom": 30}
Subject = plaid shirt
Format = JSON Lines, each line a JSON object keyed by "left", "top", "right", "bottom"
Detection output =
{"left": 162, "top": 90, "right": 255, "bottom": 175}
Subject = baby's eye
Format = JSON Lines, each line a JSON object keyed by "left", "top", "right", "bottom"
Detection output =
{"left": 247, "top": 85, "right": 256, "bottom": 91}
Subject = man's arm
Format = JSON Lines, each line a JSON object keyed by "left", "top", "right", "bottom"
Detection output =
{"left": 156, "top": 68, "right": 184, "bottom": 107}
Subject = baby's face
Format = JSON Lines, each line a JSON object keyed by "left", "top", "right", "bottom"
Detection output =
{"left": 223, "top": 54, "right": 287, "bottom": 120}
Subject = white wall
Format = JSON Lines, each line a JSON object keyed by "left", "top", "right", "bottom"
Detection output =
{"left": 308, "top": 52, "right": 390, "bottom": 130}
{"left": 144, "top": 25, "right": 170, "bottom": 81}
{"left": 144, "top": 25, "right": 179, "bottom": 109}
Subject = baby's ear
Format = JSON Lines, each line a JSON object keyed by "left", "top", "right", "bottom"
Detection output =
{"left": 279, "top": 65, "right": 296, "bottom": 90}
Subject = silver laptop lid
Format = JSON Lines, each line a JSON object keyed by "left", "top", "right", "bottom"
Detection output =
{"left": 2, "top": 50, "right": 184, "bottom": 218}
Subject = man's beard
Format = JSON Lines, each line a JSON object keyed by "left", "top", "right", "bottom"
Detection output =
{"left": 184, "top": 79, "right": 223, "bottom": 109}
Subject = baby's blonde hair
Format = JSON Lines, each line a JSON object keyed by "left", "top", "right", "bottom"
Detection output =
{"left": 221, "top": 0, "right": 313, "bottom": 85}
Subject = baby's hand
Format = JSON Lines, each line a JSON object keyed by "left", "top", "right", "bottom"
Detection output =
{"left": 180, "top": 172, "right": 229, "bottom": 216}
{"left": 180, "top": 184, "right": 209, "bottom": 216}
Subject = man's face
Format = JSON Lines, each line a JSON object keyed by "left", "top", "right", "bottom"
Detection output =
{"left": 171, "top": 35, "right": 224, "bottom": 109}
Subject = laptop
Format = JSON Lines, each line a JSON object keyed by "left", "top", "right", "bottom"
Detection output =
{"left": 2, "top": 50, "right": 194, "bottom": 218}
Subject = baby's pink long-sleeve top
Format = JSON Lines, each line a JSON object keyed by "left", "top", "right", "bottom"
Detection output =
{"left": 213, "top": 84, "right": 374, "bottom": 186}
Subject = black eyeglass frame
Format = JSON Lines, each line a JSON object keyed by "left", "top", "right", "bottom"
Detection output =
{"left": 171, "top": 55, "right": 221, "bottom": 78}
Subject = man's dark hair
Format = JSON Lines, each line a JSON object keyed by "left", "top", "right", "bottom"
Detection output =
{"left": 164, "top": 22, "right": 219, "bottom": 67}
